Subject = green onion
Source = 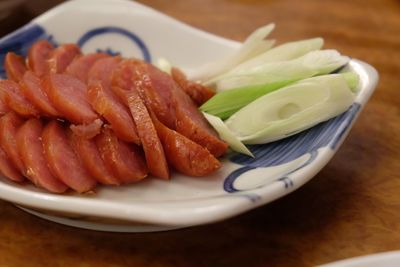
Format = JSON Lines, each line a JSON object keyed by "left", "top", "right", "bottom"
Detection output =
{"left": 189, "top": 24, "right": 276, "bottom": 81}
{"left": 225, "top": 74, "right": 355, "bottom": 144}
{"left": 215, "top": 37, "right": 324, "bottom": 78}
{"left": 202, "top": 112, "right": 254, "bottom": 157}
{"left": 210, "top": 49, "right": 349, "bottom": 91}
{"left": 200, "top": 79, "right": 296, "bottom": 119}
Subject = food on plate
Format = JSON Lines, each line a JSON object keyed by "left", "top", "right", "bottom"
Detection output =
{"left": 47, "top": 44, "right": 81, "bottom": 73}
{"left": 17, "top": 118, "right": 68, "bottom": 193}
{"left": 194, "top": 24, "right": 358, "bottom": 154}
{"left": 0, "top": 24, "right": 358, "bottom": 193}
{"left": 0, "top": 39, "right": 227, "bottom": 193}
{"left": 0, "top": 80, "right": 40, "bottom": 117}
{"left": 42, "top": 120, "right": 97, "bottom": 193}
{"left": 27, "top": 39, "right": 54, "bottom": 77}
{"left": 0, "top": 112, "right": 26, "bottom": 174}
{"left": 5, "top": 52, "right": 27, "bottom": 82}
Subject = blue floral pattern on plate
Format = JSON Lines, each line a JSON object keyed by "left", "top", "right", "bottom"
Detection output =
{"left": 224, "top": 103, "right": 361, "bottom": 193}
{"left": 0, "top": 23, "right": 151, "bottom": 78}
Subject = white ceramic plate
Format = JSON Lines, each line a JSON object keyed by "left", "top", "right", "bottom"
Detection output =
{"left": 0, "top": 0, "right": 378, "bottom": 232}
{"left": 319, "top": 251, "right": 400, "bottom": 267}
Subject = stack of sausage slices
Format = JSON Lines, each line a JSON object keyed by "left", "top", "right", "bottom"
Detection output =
{"left": 0, "top": 40, "right": 227, "bottom": 194}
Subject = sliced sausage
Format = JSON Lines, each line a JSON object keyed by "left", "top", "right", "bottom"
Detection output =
{"left": 135, "top": 62, "right": 227, "bottom": 157}
{"left": 0, "top": 97, "right": 10, "bottom": 115}
{"left": 95, "top": 128, "right": 147, "bottom": 183}
{"left": 19, "top": 71, "right": 60, "bottom": 117}
{"left": 42, "top": 74, "right": 98, "bottom": 124}
{"left": 125, "top": 87, "right": 169, "bottom": 179}
{"left": 88, "top": 56, "right": 121, "bottom": 89}
{"left": 171, "top": 67, "right": 215, "bottom": 106}
{"left": 0, "top": 147, "right": 24, "bottom": 182}
{"left": 65, "top": 53, "right": 109, "bottom": 83}
{"left": 42, "top": 120, "right": 96, "bottom": 193}
{"left": 171, "top": 84, "right": 228, "bottom": 158}
{"left": 0, "top": 112, "right": 26, "bottom": 174}
{"left": 47, "top": 44, "right": 81, "bottom": 74}
{"left": 4, "top": 52, "right": 27, "bottom": 82}
{"left": 152, "top": 114, "right": 221, "bottom": 176}
{"left": 112, "top": 60, "right": 175, "bottom": 128}
{"left": 16, "top": 119, "right": 68, "bottom": 193}
{"left": 142, "top": 63, "right": 177, "bottom": 129}
{"left": 27, "top": 39, "right": 54, "bottom": 76}
{"left": 0, "top": 80, "right": 40, "bottom": 117}
{"left": 70, "top": 132, "right": 120, "bottom": 185}
{"left": 111, "top": 86, "right": 129, "bottom": 106}
{"left": 87, "top": 82, "right": 140, "bottom": 143}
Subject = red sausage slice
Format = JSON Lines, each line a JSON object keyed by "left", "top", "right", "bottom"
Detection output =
{"left": 0, "top": 147, "right": 24, "bottom": 182}
{"left": 152, "top": 115, "right": 221, "bottom": 176}
{"left": 65, "top": 53, "right": 109, "bottom": 83}
{"left": 4, "top": 52, "right": 27, "bottom": 82}
{"left": 16, "top": 119, "right": 68, "bottom": 193}
{"left": 133, "top": 62, "right": 227, "bottom": 157}
{"left": 87, "top": 82, "right": 140, "bottom": 143}
{"left": 0, "top": 80, "right": 40, "bottom": 117}
{"left": 171, "top": 67, "right": 215, "bottom": 106}
{"left": 95, "top": 128, "right": 147, "bottom": 184}
{"left": 43, "top": 74, "right": 98, "bottom": 124}
{"left": 42, "top": 121, "right": 96, "bottom": 193}
{"left": 88, "top": 56, "right": 121, "bottom": 89}
{"left": 47, "top": 44, "right": 81, "bottom": 74}
{"left": 0, "top": 112, "right": 26, "bottom": 174}
{"left": 171, "top": 85, "right": 228, "bottom": 158}
{"left": 70, "top": 132, "right": 120, "bottom": 185}
{"left": 27, "top": 40, "right": 54, "bottom": 76}
{"left": 125, "top": 87, "right": 169, "bottom": 179}
{"left": 19, "top": 71, "right": 60, "bottom": 117}
{"left": 112, "top": 60, "right": 176, "bottom": 129}
{"left": 0, "top": 97, "right": 10, "bottom": 115}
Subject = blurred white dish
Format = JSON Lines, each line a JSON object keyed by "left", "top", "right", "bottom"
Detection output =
{"left": 320, "top": 251, "right": 400, "bottom": 267}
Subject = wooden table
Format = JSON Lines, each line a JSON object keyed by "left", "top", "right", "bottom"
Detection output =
{"left": 1, "top": 0, "right": 399, "bottom": 266}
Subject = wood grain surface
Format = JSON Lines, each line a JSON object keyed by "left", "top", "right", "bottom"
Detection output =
{"left": 0, "top": 0, "right": 399, "bottom": 266}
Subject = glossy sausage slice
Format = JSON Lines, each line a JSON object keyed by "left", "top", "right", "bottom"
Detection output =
{"left": 65, "top": 53, "right": 109, "bottom": 83}
{"left": 27, "top": 40, "right": 54, "bottom": 76}
{"left": 171, "top": 67, "right": 215, "bottom": 106}
{"left": 70, "top": 131, "right": 119, "bottom": 185}
{"left": 47, "top": 44, "right": 81, "bottom": 74}
{"left": 88, "top": 56, "right": 121, "bottom": 89}
{"left": 0, "top": 97, "right": 10, "bottom": 115}
{"left": 152, "top": 114, "right": 221, "bottom": 176}
{"left": 171, "top": 84, "right": 228, "bottom": 158}
{"left": 95, "top": 128, "right": 147, "bottom": 183}
{"left": 0, "top": 147, "right": 24, "bottom": 182}
{"left": 42, "top": 121, "right": 96, "bottom": 193}
{"left": 43, "top": 74, "right": 98, "bottom": 124}
{"left": 4, "top": 52, "right": 27, "bottom": 82}
{"left": 112, "top": 60, "right": 176, "bottom": 129}
{"left": 0, "top": 112, "right": 26, "bottom": 174}
{"left": 87, "top": 82, "right": 140, "bottom": 143}
{"left": 138, "top": 63, "right": 227, "bottom": 157}
{"left": 16, "top": 119, "right": 68, "bottom": 193}
{"left": 125, "top": 87, "right": 169, "bottom": 179}
{"left": 0, "top": 80, "right": 40, "bottom": 117}
{"left": 19, "top": 71, "right": 60, "bottom": 117}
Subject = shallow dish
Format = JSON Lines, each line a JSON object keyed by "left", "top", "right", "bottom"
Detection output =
{"left": 319, "top": 251, "right": 400, "bottom": 267}
{"left": 0, "top": 0, "right": 378, "bottom": 232}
